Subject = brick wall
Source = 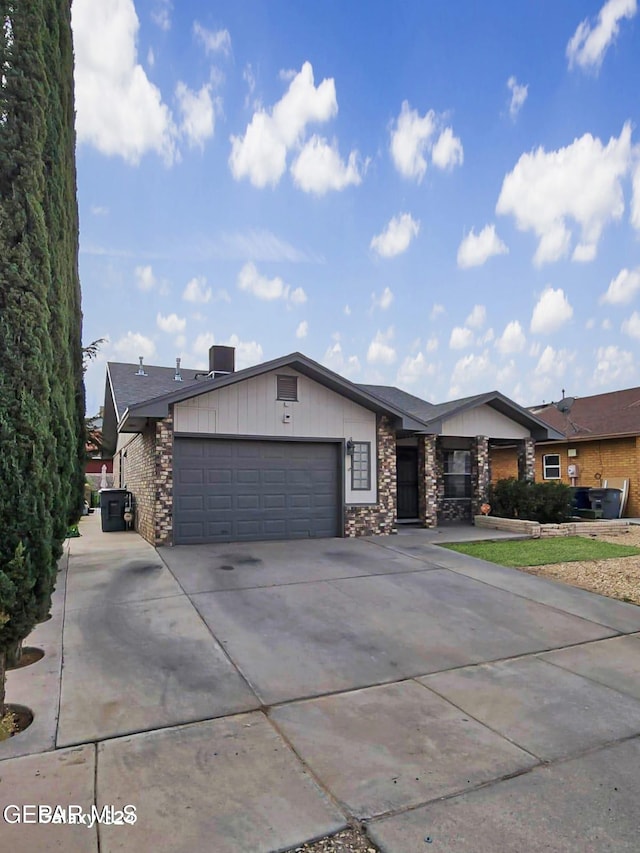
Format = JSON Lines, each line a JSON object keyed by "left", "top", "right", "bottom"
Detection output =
{"left": 345, "top": 415, "right": 397, "bottom": 536}
{"left": 155, "top": 415, "right": 174, "bottom": 546}
{"left": 118, "top": 427, "right": 156, "bottom": 544}
{"left": 418, "top": 435, "right": 438, "bottom": 528}
{"left": 489, "top": 437, "right": 639, "bottom": 517}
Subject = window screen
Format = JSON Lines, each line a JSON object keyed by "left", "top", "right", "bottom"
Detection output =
{"left": 443, "top": 450, "right": 471, "bottom": 498}
{"left": 543, "top": 454, "right": 561, "bottom": 479}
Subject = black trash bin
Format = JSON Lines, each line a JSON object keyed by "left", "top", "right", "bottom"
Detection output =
{"left": 100, "top": 489, "right": 130, "bottom": 532}
{"left": 588, "top": 488, "right": 623, "bottom": 520}
{"left": 569, "top": 486, "right": 591, "bottom": 512}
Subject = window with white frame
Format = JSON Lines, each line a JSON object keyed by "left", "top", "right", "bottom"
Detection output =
{"left": 543, "top": 454, "right": 561, "bottom": 479}
{"left": 351, "top": 442, "right": 371, "bottom": 491}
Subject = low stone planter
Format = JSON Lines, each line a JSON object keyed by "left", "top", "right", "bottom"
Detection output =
{"left": 474, "top": 515, "right": 631, "bottom": 538}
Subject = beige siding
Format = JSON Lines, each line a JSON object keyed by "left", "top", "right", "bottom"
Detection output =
{"left": 441, "top": 404, "right": 531, "bottom": 439}
{"left": 173, "top": 369, "right": 378, "bottom": 504}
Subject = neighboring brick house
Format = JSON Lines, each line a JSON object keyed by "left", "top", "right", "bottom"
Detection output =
{"left": 101, "top": 346, "right": 560, "bottom": 546}
{"left": 490, "top": 386, "right": 640, "bottom": 517}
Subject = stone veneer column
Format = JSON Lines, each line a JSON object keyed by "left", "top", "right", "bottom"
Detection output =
{"left": 517, "top": 437, "right": 535, "bottom": 483}
{"left": 418, "top": 435, "right": 438, "bottom": 528}
{"left": 154, "top": 413, "right": 174, "bottom": 546}
{"left": 471, "top": 435, "right": 490, "bottom": 517}
{"left": 344, "top": 415, "right": 397, "bottom": 537}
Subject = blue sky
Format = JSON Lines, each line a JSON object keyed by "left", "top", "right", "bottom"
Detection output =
{"left": 73, "top": 0, "right": 640, "bottom": 417}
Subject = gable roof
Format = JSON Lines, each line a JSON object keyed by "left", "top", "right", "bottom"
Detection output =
{"left": 531, "top": 386, "right": 640, "bottom": 440}
{"left": 360, "top": 385, "right": 563, "bottom": 441}
{"left": 102, "top": 353, "right": 564, "bottom": 454}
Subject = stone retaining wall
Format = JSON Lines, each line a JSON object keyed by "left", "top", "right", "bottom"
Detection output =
{"left": 474, "top": 515, "right": 630, "bottom": 538}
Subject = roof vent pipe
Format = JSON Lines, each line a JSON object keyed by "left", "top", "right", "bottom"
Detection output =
{"left": 136, "top": 356, "right": 147, "bottom": 376}
{"left": 208, "top": 345, "right": 235, "bottom": 378}
{"left": 174, "top": 357, "right": 183, "bottom": 382}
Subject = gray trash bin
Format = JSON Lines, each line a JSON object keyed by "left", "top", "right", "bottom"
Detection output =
{"left": 100, "top": 489, "right": 130, "bottom": 532}
{"left": 588, "top": 488, "right": 622, "bottom": 520}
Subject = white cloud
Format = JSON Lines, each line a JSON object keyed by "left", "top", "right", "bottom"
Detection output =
{"left": 496, "top": 124, "right": 633, "bottom": 265}
{"left": 237, "top": 262, "right": 288, "bottom": 300}
{"left": 530, "top": 288, "right": 574, "bottom": 334}
{"left": 156, "top": 312, "right": 186, "bottom": 334}
{"left": 586, "top": 318, "right": 596, "bottom": 330}
{"left": 176, "top": 82, "right": 214, "bottom": 149}
{"left": 323, "top": 342, "right": 361, "bottom": 377}
{"left": 91, "top": 205, "right": 109, "bottom": 216}
{"left": 465, "top": 305, "right": 487, "bottom": 329}
{"left": 431, "top": 127, "right": 464, "bottom": 170}
{"left": 193, "top": 21, "right": 231, "bottom": 55}
{"left": 135, "top": 264, "right": 156, "bottom": 291}
{"left": 632, "top": 162, "right": 640, "bottom": 231}
{"left": 236, "top": 261, "right": 306, "bottom": 306}
{"left": 296, "top": 321, "right": 308, "bottom": 339}
{"left": 507, "top": 76, "right": 528, "bottom": 119}
{"left": 290, "top": 136, "right": 366, "bottom": 194}
{"left": 480, "top": 328, "right": 495, "bottom": 344}
{"left": 426, "top": 336, "right": 439, "bottom": 352}
{"left": 449, "top": 327, "right": 474, "bottom": 350}
{"left": 601, "top": 267, "right": 640, "bottom": 304}
{"left": 223, "top": 334, "right": 263, "bottom": 370}
{"left": 344, "top": 305, "right": 351, "bottom": 316}
{"left": 449, "top": 351, "right": 495, "bottom": 397}
{"left": 183, "top": 276, "right": 212, "bottom": 303}
{"left": 390, "top": 101, "right": 436, "bottom": 182}
{"left": 370, "top": 213, "right": 420, "bottom": 258}
{"left": 72, "top": 0, "right": 177, "bottom": 165}
{"left": 430, "top": 304, "right": 445, "bottom": 321}
{"left": 390, "top": 102, "right": 464, "bottom": 181}
{"left": 593, "top": 344, "right": 635, "bottom": 385}
{"left": 211, "top": 229, "right": 321, "bottom": 263}
{"left": 151, "top": 0, "right": 172, "bottom": 31}
{"left": 371, "top": 287, "right": 394, "bottom": 311}
{"left": 229, "top": 61, "right": 337, "bottom": 188}
{"left": 113, "top": 331, "right": 155, "bottom": 360}
{"left": 567, "top": 0, "right": 637, "bottom": 72}
{"left": 457, "top": 224, "right": 508, "bottom": 269}
{"left": 534, "top": 346, "right": 572, "bottom": 376}
{"left": 367, "top": 328, "right": 397, "bottom": 365}
{"left": 396, "top": 352, "right": 435, "bottom": 386}
{"left": 495, "top": 320, "right": 526, "bottom": 354}
{"left": 193, "top": 332, "right": 215, "bottom": 356}
{"left": 602, "top": 317, "right": 613, "bottom": 330}
{"left": 622, "top": 310, "right": 640, "bottom": 338}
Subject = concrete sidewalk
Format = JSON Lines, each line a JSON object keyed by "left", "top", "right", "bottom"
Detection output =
{"left": 2, "top": 514, "right": 640, "bottom": 852}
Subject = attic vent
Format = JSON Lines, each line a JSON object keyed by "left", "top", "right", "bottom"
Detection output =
{"left": 277, "top": 375, "right": 298, "bottom": 401}
{"left": 136, "top": 356, "right": 147, "bottom": 377}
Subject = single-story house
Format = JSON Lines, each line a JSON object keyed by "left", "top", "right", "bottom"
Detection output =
{"left": 101, "top": 346, "right": 562, "bottom": 546}
{"left": 491, "top": 387, "right": 640, "bottom": 517}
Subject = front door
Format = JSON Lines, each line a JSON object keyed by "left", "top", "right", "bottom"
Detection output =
{"left": 397, "top": 447, "right": 419, "bottom": 519}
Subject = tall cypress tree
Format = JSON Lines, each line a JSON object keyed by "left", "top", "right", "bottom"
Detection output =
{"left": 0, "top": 0, "right": 83, "bottom": 715}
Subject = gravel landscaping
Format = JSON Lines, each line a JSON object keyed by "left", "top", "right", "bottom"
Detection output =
{"left": 288, "top": 827, "right": 379, "bottom": 853}
{"left": 517, "top": 526, "right": 640, "bottom": 606}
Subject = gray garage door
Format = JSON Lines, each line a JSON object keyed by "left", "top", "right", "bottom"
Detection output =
{"left": 173, "top": 438, "right": 341, "bottom": 544}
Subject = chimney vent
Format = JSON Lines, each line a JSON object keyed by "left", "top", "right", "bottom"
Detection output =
{"left": 174, "top": 357, "right": 183, "bottom": 381}
{"left": 208, "top": 345, "right": 235, "bottom": 378}
{"left": 136, "top": 356, "right": 147, "bottom": 376}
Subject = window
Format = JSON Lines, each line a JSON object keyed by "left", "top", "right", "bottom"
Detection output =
{"left": 443, "top": 450, "right": 471, "bottom": 498}
{"left": 351, "top": 441, "right": 371, "bottom": 491}
{"left": 277, "top": 375, "right": 298, "bottom": 401}
{"left": 543, "top": 454, "right": 561, "bottom": 479}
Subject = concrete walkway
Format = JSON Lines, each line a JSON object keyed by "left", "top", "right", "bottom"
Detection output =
{"left": 2, "top": 514, "right": 640, "bottom": 852}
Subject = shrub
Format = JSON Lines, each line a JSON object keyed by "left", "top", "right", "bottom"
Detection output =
{"left": 488, "top": 478, "right": 572, "bottom": 524}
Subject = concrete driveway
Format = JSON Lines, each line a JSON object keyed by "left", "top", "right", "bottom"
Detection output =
{"left": 2, "top": 515, "right": 640, "bottom": 852}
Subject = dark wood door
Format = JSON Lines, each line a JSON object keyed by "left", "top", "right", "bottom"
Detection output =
{"left": 397, "top": 447, "right": 419, "bottom": 519}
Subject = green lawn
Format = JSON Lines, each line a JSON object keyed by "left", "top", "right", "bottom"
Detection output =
{"left": 441, "top": 536, "right": 640, "bottom": 567}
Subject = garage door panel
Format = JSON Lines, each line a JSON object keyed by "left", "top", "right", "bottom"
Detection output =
{"left": 174, "top": 438, "right": 340, "bottom": 544}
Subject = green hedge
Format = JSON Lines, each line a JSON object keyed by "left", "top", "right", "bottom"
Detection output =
{"left": 488, "top": 478, "right": 573, "bottom": 524}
